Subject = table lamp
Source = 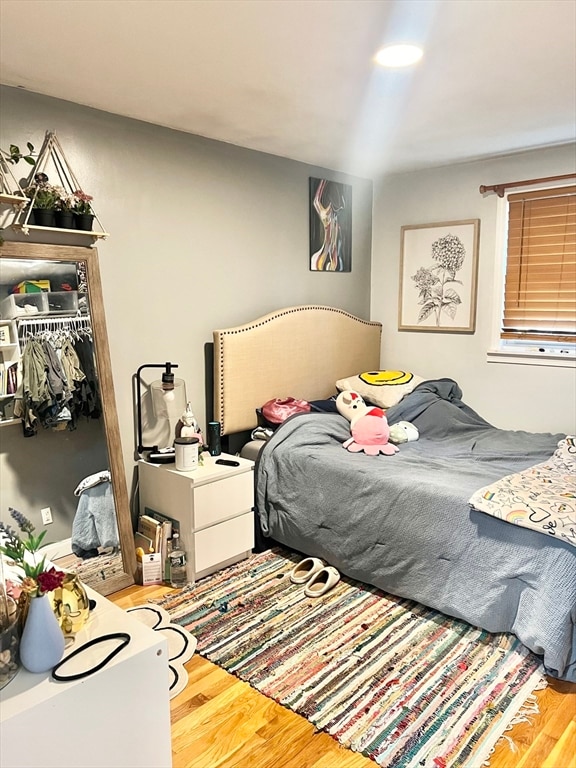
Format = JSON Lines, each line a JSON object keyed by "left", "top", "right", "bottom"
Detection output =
{"left": 135, "top": 362, "right": 187, "bottom": 462}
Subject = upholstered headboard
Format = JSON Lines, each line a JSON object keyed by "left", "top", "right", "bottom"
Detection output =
{"left": 213, "top": 305, "right": 382, "bottom": 436}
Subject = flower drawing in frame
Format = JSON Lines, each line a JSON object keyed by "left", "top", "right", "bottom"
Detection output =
{"left": 399, "top": 219, "right": 480, "bottom": 333}
{"left": 309, "top": 178, "right": 352, "bottom": 272}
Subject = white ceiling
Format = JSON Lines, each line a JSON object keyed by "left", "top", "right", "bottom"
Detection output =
{"left": 1, "top": 0, "right": 575, "bottom": 178}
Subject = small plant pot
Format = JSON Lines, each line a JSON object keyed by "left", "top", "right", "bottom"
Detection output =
{"left": 54, "top": 210, "right": 75, "bottom": 229}
{"left": 33, "top": 208, "right": 56, "bottom": 227}
{"left": 74, "top": 212, "right": 94, "bottom": 231}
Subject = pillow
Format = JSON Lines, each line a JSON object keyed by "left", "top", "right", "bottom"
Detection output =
{"left": 335, "top": 370, "right": 425, "bottom": 409}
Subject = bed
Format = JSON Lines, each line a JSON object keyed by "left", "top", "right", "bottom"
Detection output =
{"left": 212, "top": 305, "right": 576, "bottom": 682}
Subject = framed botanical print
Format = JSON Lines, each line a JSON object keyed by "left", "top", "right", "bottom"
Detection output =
{"left": 399, "top": 219, "right": 480, "bottom": 333}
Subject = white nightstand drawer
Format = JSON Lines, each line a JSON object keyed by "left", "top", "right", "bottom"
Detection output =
{"left": 194, "top": 511, "right": 253, "bottom": 573}
{"left": 194, "top": 472, "right": 253, "bottom": 530}
{"left": 138, "top": 457, "right": 254, "bottom": 582}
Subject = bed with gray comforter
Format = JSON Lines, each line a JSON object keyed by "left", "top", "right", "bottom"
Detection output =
{"left": 255, "top": 379, "right": 576, "bottom": 681}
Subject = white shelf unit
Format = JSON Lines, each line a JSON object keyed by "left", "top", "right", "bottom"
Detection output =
{"left": 0, "top": 318, "right": 20, "bottom": 427}
{"left": 0, "top": 586, "right": 172, "bottom": 768}
{"left": 138, "top": 453, "right": 255, "bottom": 583}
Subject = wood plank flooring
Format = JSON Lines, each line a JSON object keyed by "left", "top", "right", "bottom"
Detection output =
{"left": 111, "top": 583, "right": 576, "bottom": 768}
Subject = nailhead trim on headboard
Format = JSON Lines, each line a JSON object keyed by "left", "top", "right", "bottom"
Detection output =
{"left": 214, "top": 305, "right": 382, "bottom": 436}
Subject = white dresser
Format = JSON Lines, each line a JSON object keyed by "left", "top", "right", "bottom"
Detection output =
{"left": 0, "top": 587, "right": 172, "bottom": 768}
{"left": 138, "top": 453, "right": 254, "bottom": 583}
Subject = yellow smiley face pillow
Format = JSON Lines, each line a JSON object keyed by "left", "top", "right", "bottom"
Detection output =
{"left": 335, "top": 370, "right": 425, "bottom": 409}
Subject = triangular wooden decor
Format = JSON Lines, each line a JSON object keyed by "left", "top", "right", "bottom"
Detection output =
{"left": 10, "top": 131, "right": 109, "bottom": 240}
{"left": 0, "top": 154, "right": 28, "bottom": 206}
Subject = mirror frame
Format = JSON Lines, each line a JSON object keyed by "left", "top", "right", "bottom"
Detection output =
{"left": 0, "top": 241, "right": 136, "bottom": 594}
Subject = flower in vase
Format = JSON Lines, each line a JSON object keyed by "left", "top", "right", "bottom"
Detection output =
{"left": 0, "top": 508, "right": 65, "bottom": 597}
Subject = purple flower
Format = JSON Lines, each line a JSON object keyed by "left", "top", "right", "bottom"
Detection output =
{"left": 9, "top": 507, "right": 35, "bottom": 535}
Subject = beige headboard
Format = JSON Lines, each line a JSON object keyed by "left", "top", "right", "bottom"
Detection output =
{"left": 213, "top": 305, "right": 382, "bottom": 435}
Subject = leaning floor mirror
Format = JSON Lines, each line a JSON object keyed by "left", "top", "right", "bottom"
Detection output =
{"left": 0, "top": 241, "right": 136, "bottom": 595}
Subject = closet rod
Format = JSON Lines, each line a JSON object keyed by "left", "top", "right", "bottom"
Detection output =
{"left": 479, "top": 173, "right": 575, "bottom": 197}
{"left": 18, "top": 314, "right": 91, "bottom": 327}
{"left": 17, "top": 314, "right": 92, "bottom": 336}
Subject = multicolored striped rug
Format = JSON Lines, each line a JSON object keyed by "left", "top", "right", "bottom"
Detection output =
{"left": 155, "top": 548, "right": 545, "bottom": 767}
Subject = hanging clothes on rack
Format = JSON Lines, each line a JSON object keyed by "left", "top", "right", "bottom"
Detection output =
{"left": 60, "top": 337, "right": 86, "bottom": 388}
{"left": 15, "top": 338, "right": 51, "bottom": 433}
{"left": 41, "top": 338, "right": 73, "bottom": 429}
{"left": 14, "top": 315, "right": 101, "bottom": 435}
{"left": 73, "top": 336, "right": 101, "bottom": 420}
{"left": 60, "top": 337, "right": 97, "bottom": 425}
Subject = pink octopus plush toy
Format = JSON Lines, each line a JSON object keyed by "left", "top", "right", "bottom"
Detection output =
{"left": 336, "top": 390, "right": 399, "bottom": 456}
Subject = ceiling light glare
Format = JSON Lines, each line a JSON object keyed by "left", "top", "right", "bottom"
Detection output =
{"left": 375, "top": 44, "right": 423, "bottom": 68}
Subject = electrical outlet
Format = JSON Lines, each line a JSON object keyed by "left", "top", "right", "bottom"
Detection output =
{"left": 41, "top": 507, "right": 53, "bottom": 525}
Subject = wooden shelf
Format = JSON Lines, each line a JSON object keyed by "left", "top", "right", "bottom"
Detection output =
{"left": 3, "top": 133, "right": 109, "bottom": 239}
{"left": 0, "top": 193, "right": 28, "bottom": 207}
{"left": 11, "top": 223, "right": 109, "bottom": 239}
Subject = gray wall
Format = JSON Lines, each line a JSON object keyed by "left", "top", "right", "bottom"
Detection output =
{"left": 0, "top": 85, "right": 374, "bottom": 536}
{"left": 3, "top": 84, "right": 574, "bottom": 545}
{"left": 372, "top": 144, "right": 576, "bottom": 434}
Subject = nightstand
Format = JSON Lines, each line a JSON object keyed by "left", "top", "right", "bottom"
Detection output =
{"left": 138, "top": 454, "right": 255, "bottom": 583}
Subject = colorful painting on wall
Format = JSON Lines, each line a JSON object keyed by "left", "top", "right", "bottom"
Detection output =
{"left": 309, "top": 178, "right": 352, "bottom": 272}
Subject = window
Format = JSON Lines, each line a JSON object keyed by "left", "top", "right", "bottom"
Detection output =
{"left": 502, "top": 185, "right": 575, "bottom": 345}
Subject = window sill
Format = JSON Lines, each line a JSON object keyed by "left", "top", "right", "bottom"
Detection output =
{"left": 487, "top": 348, "right": 576, "bottom": 368}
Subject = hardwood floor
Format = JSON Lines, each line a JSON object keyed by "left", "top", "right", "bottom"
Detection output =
{"left": 112, "top": 583, "right": 576, "bottom": 768}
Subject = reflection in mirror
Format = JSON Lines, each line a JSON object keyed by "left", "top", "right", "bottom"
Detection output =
{"left": 0, "top": 242, "right": 135, "bottom": 595}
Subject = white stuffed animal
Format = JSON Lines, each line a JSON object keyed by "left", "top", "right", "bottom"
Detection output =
{"left": 389, "top": 421, "right": 419, "bottom": 444}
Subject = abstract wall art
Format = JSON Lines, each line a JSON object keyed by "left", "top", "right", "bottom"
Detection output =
{"left": 309, "top": 178, "right": 352, "bottom": 272}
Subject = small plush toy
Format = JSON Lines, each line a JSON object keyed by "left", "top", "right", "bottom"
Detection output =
{"left": 389, "top": 420, "right": 419, "bottom": 445}
{"left": 336, "top": 390, "right": 399, "bottom": 456}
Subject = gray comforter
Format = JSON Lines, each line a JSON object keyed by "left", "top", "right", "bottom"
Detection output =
{"left": 255, "top": 379, "right": 576, "bottom": 681}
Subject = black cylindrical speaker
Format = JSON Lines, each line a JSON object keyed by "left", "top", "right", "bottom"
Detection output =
{"left": 208, "top": 421, "right": 221, "bottom": 456}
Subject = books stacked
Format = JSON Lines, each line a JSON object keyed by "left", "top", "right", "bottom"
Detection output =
{"left": 135, "top": 508, "right": 180, "bottom": 585}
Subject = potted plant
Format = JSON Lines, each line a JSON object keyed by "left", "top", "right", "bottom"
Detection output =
{"left": 0, "top": 142, "right": 36, "bottom": 167}
{"left": 53, "top": 188, "right": 76, "bottom": 229}
{"left": 0, "top": 142, "right": 35, "bottom": 200}
{"left": 24, "top": 179, "right": 59, "bottom": 227}
{"left": 72, "top": 190, "right": 94, "bottom": 231}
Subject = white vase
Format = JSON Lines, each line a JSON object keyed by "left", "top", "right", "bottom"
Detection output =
{"left": 20, "top": 593, "right": 65, "bottom": 673}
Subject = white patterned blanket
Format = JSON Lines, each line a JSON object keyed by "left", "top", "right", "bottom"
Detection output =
{"left": 469, "top": 436, "right": 576, "bottom": 548}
